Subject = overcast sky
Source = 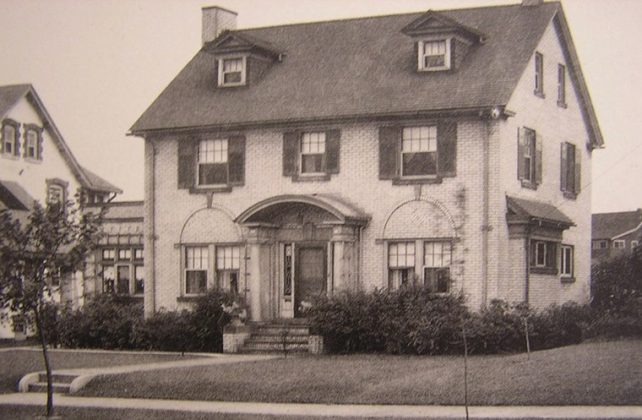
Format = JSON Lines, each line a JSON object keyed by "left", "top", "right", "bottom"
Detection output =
{"left": 1, "top": 0, "right": 640, "bottom": 213}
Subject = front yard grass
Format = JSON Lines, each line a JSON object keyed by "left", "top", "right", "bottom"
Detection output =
{"left": 80, "top": 339, "right": 642, "bottom": 406}
{"left": 0, "top": 348, "right": 203, "bottom": 394}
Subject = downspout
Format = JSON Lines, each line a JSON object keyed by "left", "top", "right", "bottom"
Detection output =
{"left": 524, "top": 231, "right": 530, "bottom": 304}
{"left": 481, "top": 120, "right": 491, "bottom": 307}
{"left": 143, "top": 138, "right": 156, "bottom": 318}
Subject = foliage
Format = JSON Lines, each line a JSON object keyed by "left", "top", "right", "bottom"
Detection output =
{"left": 591, "top": 245, "right": 642, "bottom": 311}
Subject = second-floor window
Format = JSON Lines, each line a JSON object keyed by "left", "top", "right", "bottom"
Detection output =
{"left": 561, "top": 142, "right": 581, "bottom": 197}
{"left": 534, "top": 52, "right": 544, "bottom": 96}
{"left": 283, "top": 130, "right": 340, "bottom": 181}
{"left": 518, "top": 128, "right": 541, "bottom": 188}
{"left": 177, "top": 136, "right": 245, "bottom": 191}
{"left": 300, "top": 132, "right": 326, "bottom": 174}
{"left": 198, "top": 139, "right": 228, "bottom": 186}
{"left": 557, "top": 64, "right": 567, "bottom": 107}
{"left": 23, "top": 124, "right": 43, "bottom": 161}
{"left": 1, "top": 120, "right": 19, "bottom": 157}
{"left": 402, "top": 126, "right": 437, "bottom": 177}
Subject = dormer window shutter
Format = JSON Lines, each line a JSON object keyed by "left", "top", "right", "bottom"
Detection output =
{"left": 228, "top": 135, "right": 246, "bottom": 186}
{"left": 325, "top": 129, "right": 340, "bottom": 174}
{"left": 437, "top": 121, "right": 457, "bottom": 177}
{"left": 178, "top": 138, "right": 196, "bottom": 189}
{"left": 379, "top": 126, "right": 401, "bottom": 180}
{"left": 283, "top": 131, "right": 300, "bottom": 176}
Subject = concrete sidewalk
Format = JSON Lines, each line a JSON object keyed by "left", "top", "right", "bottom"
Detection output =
{"left": 1, "top": 393, "right": 641, "bottom": 419}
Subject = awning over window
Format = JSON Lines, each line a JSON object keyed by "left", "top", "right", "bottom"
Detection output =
{"left": 506, "top": 195, "right": 574, "bottom": 239}
{"left": 0, "top": 180, "right": 34, "bottom": 211}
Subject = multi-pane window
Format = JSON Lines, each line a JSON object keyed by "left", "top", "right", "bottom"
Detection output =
{"left": 134, "top": 265, "right": 144, "bottom": 295}
{"left": 530, "top": 240, "right": 557, "bottom": 272}
{"left": 613, "top": 240, "right": 626, "bottom": 249}
{"left": 102, "top": 265, "right": 115, "bottom": 293}
{"left": 534, "top": 52, "right": 544, "bottom": 95}
{"left": 134, "top": 248, "right": 144, "bottom": 260}
{"left": 117, "top": 265, "right": 130, "bottom": 294}
{"left": 388, "top": 242, "right": 415, "bottom": 288}
{"left": 100, "top": 247, "right": 143, "bottom": 296}
{"left": 216, "top": 246, "right": 241, "bottom": 294}
{"left": 102, "top": 249, "right": 116, "bottom": 261}
{"left": 118, "top": 249, "right": 132, "bottom": 261}
{"left": 198, "top": 139, "right": 228, "bottom": 186}
{"left": 219, "top": 57, "right": 245, "bottom": 86}
{"left": 523, "top": 128, "right": 535, "bottom": 183}
{"left": 561, "top": 142, "right": 576, "bottom": 194}
{"left": 424, "top": 242, "right": 452, "bottom": 293}
{"left": 560, "top": 245, "right": 574, "bottom": 277}
{"left": 25, "top": 129, "right": 38, "bottom": 159}
{"left": 185, "top": 246, "right": 208, "bottom": 295}
{"left": 420, "top": 40, "right": 450, "bottom": 71}
{"left": 300, "top": 132, "right": 326, "bottom": 174}
{"left": 557, "top": 64, "right": 566, "bottom": 106}
{"left": 47, "top": 184, "right": 65, "bottom": 205}
{"left": 632, "top": 240, "right": 640, "bottom": 250}
{"left": 592, "top": 240, "right": 608, "bottom": 250}
{"left": 401, "top": 126, "right": 437, "bottom": 177}
{"left": 2, "top": 123, "right": 17, "bottom": 156}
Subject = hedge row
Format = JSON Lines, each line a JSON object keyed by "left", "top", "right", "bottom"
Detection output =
{"left": 307, "top": 287, "right": 641, "bottom": 355}
{"left": 45, "top": 290, "right": 234, "bottom": 352}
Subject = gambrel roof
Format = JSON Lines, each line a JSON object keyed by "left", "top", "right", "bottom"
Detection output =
{"left": 592, "top": 210, "right": 642, "bottom": 240}
{"left": 0, "top": 84, "right": 122, "bottom": 194}
{"left": 130, "top": 2, "right": 603, "bottom": 148}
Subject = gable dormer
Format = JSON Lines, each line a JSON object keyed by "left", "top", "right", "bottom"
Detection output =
{"left": 402, "top": 10, "right": 486, "bottom": 72}
{"left": 205, "top": 31, "right": 282, "bottom": 88}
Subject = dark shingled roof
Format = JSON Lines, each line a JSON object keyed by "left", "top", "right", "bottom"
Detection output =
{"left": 592, "top": 210, "right": 642, "bottom": 240}
{"left": 0, "top": 84, "right": 31, "bottom": 119}
{"left": 86, "top": 201, "right": 143, "bottom": 221}
{"left": 131, "top": 2, "right": 562, "bottom": 133}
{"left": 80, "top": 166, "right": 123, "bottom": 194}
{"left": 507, "top": 195, "right": 574, "bottom": 227}
{"left": 0, "top": 180, "right": 35, "bottom": 211}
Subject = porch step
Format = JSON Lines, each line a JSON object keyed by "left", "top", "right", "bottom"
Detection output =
{"left": 240, "top": 342, "right": 309, "bottom": 353}
{"left": 27, "top": 382, "right": 71, "bottom": 393}
{"left": 39, "top": 373, "right": 77, "bottom": 384}
{"left": 239, "top": 320, "right": 313, "bottom": 354}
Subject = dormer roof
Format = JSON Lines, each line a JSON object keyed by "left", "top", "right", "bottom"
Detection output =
{"left": 401, "top": 10, "right": 486, "bottom": 43}
{"left": 205, "top": 30, "right": 283, "bottom": 59}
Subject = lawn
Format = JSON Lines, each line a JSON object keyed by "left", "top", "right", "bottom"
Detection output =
{"left": 0, "top": 348, "right": 203, "bottom": 394}
{"left": 80, "top": 339, "right": 642, "bottom": 406}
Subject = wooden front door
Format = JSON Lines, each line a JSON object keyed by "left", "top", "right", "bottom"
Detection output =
{"left": 295, "top": 245, "right": 326, "bottom": 317}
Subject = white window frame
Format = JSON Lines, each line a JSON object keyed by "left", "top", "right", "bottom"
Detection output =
{"left": 218, "top": 56, "right": 247, "bottom": 87}
{"left": 560, "top": 244, "right": 574, "bottom": 278}
{"left": 557, "top": 63, "right": 566, "bottom": 106}
{"left": 184, "top": 245, "right": 210, "bottom": 296}
{"left": 535, "top": 241, "right": 547, "bottom": 267}
{"left": 523, "top": 128, "right": 536, "bottom": 184}
{"left": 25, "top": 129, "right": 38, "bottom": 159}
{"left": 299, "top": 132, "right": 326, "bottom": 175}
{"left": 423, "top": 241, "right": 452, "bottom": 294}
{"left": 534, "top": 52, "right": 544, "bottom": 95}
{"left": 216, "top": 245, "right": 241, "bottom": 293}
{"left": 134, "top": 265, "right": 144, "bottom": 295}
{"left": 118, "top": 248, "right": 132, "bottom": 261}
{"left": 613, "top": 240, "right": 626, "bottom": 249}
{"left": 197, "top": 138, "right": 229, "bottom": 187}
{"left": 632, "top": 240, "right": 639, "bottom": 250}
{"left": 116, "top": 264, "right": 131, "bottom": 295}
{"left": 401, "top": 126, "right": 438, "bottom": 178}
{"left": 47, "top": 184, "right": 65, "bottom": 205}
{"left": 418, "top": 38, "right": 452, "bottom": 71}
{"left": 2, "top": 123, "right": 17, "bottom": 156}
{"left": 388, "top": 241, "right": 416, "bottom": 289}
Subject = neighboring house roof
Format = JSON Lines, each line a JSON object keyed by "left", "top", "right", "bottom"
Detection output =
{"left": 87, "top": 200, "right": 143, "bottom": 221}
{"left": 0, "top": 84, "right": 122, "bottom": 195}
{"left": 0, "top": 180, "right": 35, "bottom": 211}
{"left": 506, "top": 195, "right": 574, "bottom": 227}
{"left": 592, "top": 209, "right": 642, "bottom": 240}
{"left": 130, "top": 2, "right": 603, "bottom": 148}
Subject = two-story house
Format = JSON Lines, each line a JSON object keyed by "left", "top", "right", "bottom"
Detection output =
{"left": 0, "top": 83, "right": 122, "bottom": 338}
{"left": 130, "top": 0, "right": 603, "bottom": 326}
{"left": 592, "top": 209, "right": 642, "bottom": 265}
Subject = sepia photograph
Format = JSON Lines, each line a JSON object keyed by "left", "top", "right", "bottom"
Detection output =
{"left": 0, "top": 0, "right": 640, "bottom": 418}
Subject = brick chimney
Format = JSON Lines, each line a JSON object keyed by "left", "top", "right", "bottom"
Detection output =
{"left": 522, "top": 0, "right": 544, "bottom": 6}
{"left": 202, "top": 6, "right": 237, "bottom": 45}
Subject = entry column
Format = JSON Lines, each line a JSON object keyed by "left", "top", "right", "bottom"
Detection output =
{"left": 331, "top": 225, "right": 360, "bottom": 293}
{"left": 245, "top": 225, "right": 276, "bottom": 322}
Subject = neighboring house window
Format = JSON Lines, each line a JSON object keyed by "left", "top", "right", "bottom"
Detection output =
{"left": 534, "top": 52, "right": 544, "bottom": 96}
{"left": 613, "top": 240, "right": 626, "bottom": 249}
{"left": 102, "top": 249, "right": 116, "bottom": 261}
{"left": 388, "top": 242, "right": 415, "bottom": 289}
{"left": 23, "top": 124, "right": 43, "bottom": 160}
{"left": 632, "top": 240, "right": 639, "bottom": 250}
{"left": 378, "top": 122, "right": 457, "bottom": 183}
{"left": 557, "top": 64, "right": 567, "bottom": 107}
{"left": 592, "top": 240, "right": 608, "bottom": 249}
{"left": 134, "top": 248, "right": 144, "bottom": 261}
{"left": 518, "top": 128, "right": 541, "bottom": 188}
{"left": 100, "top": 247, "right": 143, "bottom": 296}
{"left": 134, "top": 265, "right": 144, "bottom": 295}
{"left": 423, "top": 242, "right": 452, "bottom": 293}
{"left": 198, "top": 139, "right": 228, "bottom": 186}
{"left": 1, "top": 119, "right": 20, "bottom": 157}
{"left": 12, "top": 316, "right": 26, "bottom": 334}
{"left": 561, "top": 142, "right": 581, "bottom": 197}
{"left": 185, "top": 246, "right": 208, "bottom": 295}
{"left": 418, "top": 39, "right": 451, "bottom": 71}
{"left": 560, "top": 244, "right": 574, "bottom": 279}
{"left": 218, "top": 57, "right": 246, "bottom": 87}
{"left": 118, "top": 249, "right": 132, "bottom": 261}
{"left": 530, "top": 240, "right": 557, "bottom": 274}
{"left": 300, "top": 132, "right": 326, "bottom": 174}
{"left": 46, "top": 179, "right": 68, "bottom": 208}
{"left": 116, "top": 265, "right": 131, "bottom": 295}
{"left": 216, "top": 246, "right": 241, "bottom": 294}
{"left": 102, "top": 265, "right": 115, "bottom": 293}
{"left": 401, "top": 126, "right": 437, "bottom": 177}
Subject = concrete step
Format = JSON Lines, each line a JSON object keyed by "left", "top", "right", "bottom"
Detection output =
{"left": 253, "top": 326, "right": 310, "bottom": 336}
{"left": 245, "top": 335, "right": 309, "bottom": 344}
{"left": 28, "top": 382, "right": 71, "bottom": 393}
{"left": 38, "top": 373, "right": 77, "bottom": 384}
{"left": 241, "top": 342, "right": 309, "bottom": 353}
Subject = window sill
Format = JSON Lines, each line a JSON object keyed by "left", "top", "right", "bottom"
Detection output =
{"left": 392, "top": 176, "right": 442, "bottom": 186}
{"left": 1, "top": 153, "right": 20, "bottom": 160}
{"left": 177, "top": 295, "right": 205, "bottom": 302}
{"left": 190, "top": 185, "right": 233, "bottom": 194}
{"left": 24, "top": 157, "right": 42, "bottom": 164}
{"left": 557, "top": 101, "right": 568, "bottom": 109}
{"left": 560, "top": 276, "right": 575, "bottom": 284}
{"left": 562, "top": 191, "right": 577, "bottom": 200}
{"left": 521, "top": 180, "right": 538, "bottom": 190}
{"left": 530, "top": 266, "right": 558, "bottom": 275}
{"left": 534, "top": 90, "right": 546, "bottom": 99}
{"left": 292, "top": 174, "right": 331, "bottom": 183}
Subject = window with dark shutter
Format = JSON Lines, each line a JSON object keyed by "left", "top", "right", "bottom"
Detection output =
{"left": 325, "top": 129, "right": 340, "bottom": 174}
{"left": 283, "top": 131, "right": 300, "bottom": 177}
{"left": 283, "top": 129, "right": 340, "bottom": 181}
{"left": 177, "top": 138, "right": 196, "bottom": 189}
{"left": 228, "top": 135, "right": 246, "bottom": 186}
{"left": 518, "top": 127, "right": 539, "bottom": 189}
{"left": 379, "top": 126, "right": 400, "bottom": 180}
{"left": 561, "top": 142, "right": 580, "bottom": 197}
{"left": 437, "top": 121, "right": 457, "bottom": 177}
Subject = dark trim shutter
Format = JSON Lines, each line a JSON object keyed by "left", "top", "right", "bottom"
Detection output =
{"left": 379, "top": 126, "right": 400, "bottom": 180}
{"left": 228, "top": 135, "right": 246, "bottom": 186}
{"left": 177, "top": 138, "right": 196, "bottom": 189}
{"left": 560, "top": 142, "right": 568, "bottom": 192}
{"left": 0, "top": 125, "right": 4, "bottom": 154}
{"left": 574, "top": 145, "right": 581, "bottom": 194}
{"left": 517, "top": 128, "right": 525, "bottom": 181}
{"left": 325, "top": 129, "right": 340, "bottom": 174}
{"left": 437, "top": 121, "right": 457, "bottom": 177}
{"left": 414, "top": 41, "right": 420, "bottom": 70}
{"left": 37, "top": 129, "right": 44, "bottom": 160}
{"left": 14, "top": 127, "right": 21, "bottom": 157}
{"left": 535, "top": 132, "right": 543, "bottom": 186}
{"left": 283, "top": 131, "right": 300, "bottom": 177}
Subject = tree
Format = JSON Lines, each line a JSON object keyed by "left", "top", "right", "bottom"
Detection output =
{"left": 0, "top": 194, "right": 103, "bottom": 417}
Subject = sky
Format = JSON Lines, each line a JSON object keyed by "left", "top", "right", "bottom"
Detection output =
{"left": 0, "top": 0, "right": 640, "bottom": 213}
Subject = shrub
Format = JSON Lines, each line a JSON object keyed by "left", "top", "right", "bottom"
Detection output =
{"left": 131, "top": 310, "right": 193, "bottom": 352}
{"left": 591, "top": 246, "right": 642, "bottom": 312}
{"left": 189, "top": 289, "right": 235, "bottom": 352}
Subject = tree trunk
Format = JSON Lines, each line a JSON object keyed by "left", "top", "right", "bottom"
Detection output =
{"left": 34, "top": 307, "right": 54, "bottom": 417}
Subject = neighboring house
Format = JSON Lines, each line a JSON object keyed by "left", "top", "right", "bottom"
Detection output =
{"left": 130, "top": 0, "right": 603, "bottom": 326}
{"left": 0, "top": 84, "right": 122, "bottom": 339}
{"left": 592, "top": 209, "right": 642, "bottom": 265}
{"left": 83, "top": 201, "right": 144, "bottom": 302}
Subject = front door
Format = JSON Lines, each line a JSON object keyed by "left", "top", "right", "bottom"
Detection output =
{"left": 295, "top": 245, "right": 326, "bottom": 317}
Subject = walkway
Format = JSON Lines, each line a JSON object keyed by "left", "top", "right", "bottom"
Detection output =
{"left": 1, "top": 393, "right": 641, "bottom": 419}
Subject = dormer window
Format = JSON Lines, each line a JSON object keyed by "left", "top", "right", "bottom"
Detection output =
{"left": 419, "top": 39, "right": 451, "bottom": 71}
{"left": 218, "top": 57, "right": 246, "bottom": 87}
